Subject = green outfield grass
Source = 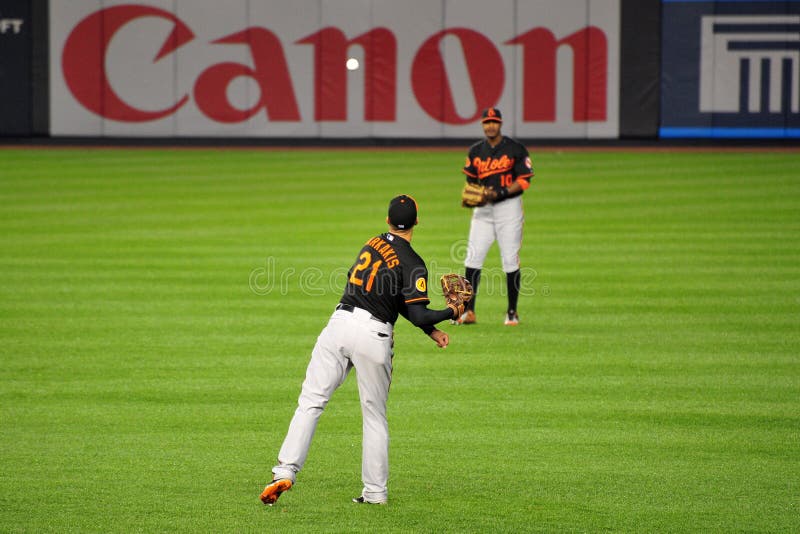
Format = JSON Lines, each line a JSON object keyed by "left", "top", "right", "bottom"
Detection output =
{"left": 1, "top": 146, "right": 798, "bottom": 532}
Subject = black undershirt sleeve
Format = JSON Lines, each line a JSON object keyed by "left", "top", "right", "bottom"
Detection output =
{"left": 402, "top": 304, "right": 454, "bottom": 334}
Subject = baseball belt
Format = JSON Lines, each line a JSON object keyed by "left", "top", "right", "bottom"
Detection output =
{"left": 335, "top": 303, "right": 388, "bottom": 324}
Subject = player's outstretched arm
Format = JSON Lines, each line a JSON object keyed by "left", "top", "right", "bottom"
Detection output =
{"left": 399, "top": 305, "right": 453, "bottom": 349}
{"left": 404, "top": 303, "right": 457, "bottom": 328}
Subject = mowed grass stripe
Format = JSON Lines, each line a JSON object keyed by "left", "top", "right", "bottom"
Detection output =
{"left": 1, "top": 148, "right": 798, "bottom": 532}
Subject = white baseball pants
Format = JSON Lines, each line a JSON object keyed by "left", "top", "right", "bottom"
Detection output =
{"left": 272, "top": 307, "right": 393, "bottom": 503}
{"left": 465, "top": 196, "right": 524, "bottom": 272}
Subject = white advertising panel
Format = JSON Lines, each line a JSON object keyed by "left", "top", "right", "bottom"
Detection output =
{"left": 49, "top": 0, "right": 620, "bottom": 138}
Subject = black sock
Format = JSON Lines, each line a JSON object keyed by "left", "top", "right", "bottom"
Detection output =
{"left": 507, "top": 269, "right": 520, "bottom": 313}
{"left": 465, "top": 267, "right": 481, "bottom": 312}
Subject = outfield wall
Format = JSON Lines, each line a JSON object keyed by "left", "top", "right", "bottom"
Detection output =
{"left": 1, "top": 0, "right": 798, "bottom": 140}
{"left": 661, "top": 0, "right": 800, "bottom": 139}
{"left": 0, "top": 0, "right": 32, "bottom": 135}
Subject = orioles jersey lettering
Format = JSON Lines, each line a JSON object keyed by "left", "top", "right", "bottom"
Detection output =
{"left": 463, "top": 136, "right": 534, "bottom": 197}
{"left": 472, "top": 154, "right": 515, "bottom": 179}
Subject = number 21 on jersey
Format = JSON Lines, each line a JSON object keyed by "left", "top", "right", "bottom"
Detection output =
{"left": 349, "top": 252, "right": 382, "bottom": 292}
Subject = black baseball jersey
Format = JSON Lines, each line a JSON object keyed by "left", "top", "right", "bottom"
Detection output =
{"left": 340, "top": 232, "right": 430, "bottom": 324}
{"left": 462, "top": 136, "right": 534, "bottom": 198}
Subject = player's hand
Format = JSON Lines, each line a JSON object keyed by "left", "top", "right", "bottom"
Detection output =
{"left": 429, "top": 329, "right": 449, "bottom": 348}
{"left": 485, "top": 187, "right": 508, "bottom": 202}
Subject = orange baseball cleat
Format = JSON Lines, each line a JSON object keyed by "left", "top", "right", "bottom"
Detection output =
{"left": 260, "top": 479, "right": 292, "bottom": 506}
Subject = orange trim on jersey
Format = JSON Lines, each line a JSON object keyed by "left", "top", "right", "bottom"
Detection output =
{"left": 517, "top": 174, "right": 532, "bottom": 191}
{"left": 405, "top": 297, "right": 430, "bottom": 304}
{"left": 462, "top": 169, "right": 477, "bottom": 178}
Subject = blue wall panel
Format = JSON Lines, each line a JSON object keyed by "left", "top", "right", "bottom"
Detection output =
{"left": 661, "top": 0, "right": 800, "bottom": 138}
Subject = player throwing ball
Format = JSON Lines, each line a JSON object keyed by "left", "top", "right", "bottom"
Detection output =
{"left": 261, "top": 195, "right": 471, "bottom": 506}
{"left": 457, "top": 108, "right": 534, "bottom": 326}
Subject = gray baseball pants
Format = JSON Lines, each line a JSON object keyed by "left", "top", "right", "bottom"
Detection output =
{"left": 272, "top": 306, "right": 393, "bottom": 503}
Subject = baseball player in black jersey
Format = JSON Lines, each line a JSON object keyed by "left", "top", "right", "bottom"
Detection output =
{"left": 456, "top": 107, "right": 534, "bottom": 326}
{"left": 260, "top": 195, "right": 459, "bottom": 506}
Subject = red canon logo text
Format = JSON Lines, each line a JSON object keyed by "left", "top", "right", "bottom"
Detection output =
{"left": 62, "top": 5, "right": 608, "bottom": 124}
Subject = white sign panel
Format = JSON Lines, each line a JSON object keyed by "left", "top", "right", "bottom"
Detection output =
{"left": 49, "top": 0, "right": 620, "bottom": 138}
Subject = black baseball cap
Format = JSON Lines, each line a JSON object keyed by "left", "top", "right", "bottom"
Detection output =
{"left": 388, "top": 195, "right": 418, "bottom": 229}
{"left": 481, "top": 107, "right": 502, "bottom": 123}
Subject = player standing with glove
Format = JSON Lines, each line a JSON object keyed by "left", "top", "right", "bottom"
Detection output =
{"left": 260, "top": 195, "right": 471, "bottom": 506}
{"left": 457, "top": 108, "right": 534, "bottom": 326}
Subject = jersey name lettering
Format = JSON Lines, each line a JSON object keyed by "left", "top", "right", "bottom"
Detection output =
{"left": 366, "top": 236, "right": 400, "bottom": 269}
{"left": 473, "top": 155, "right": 515, "bottom": 179}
